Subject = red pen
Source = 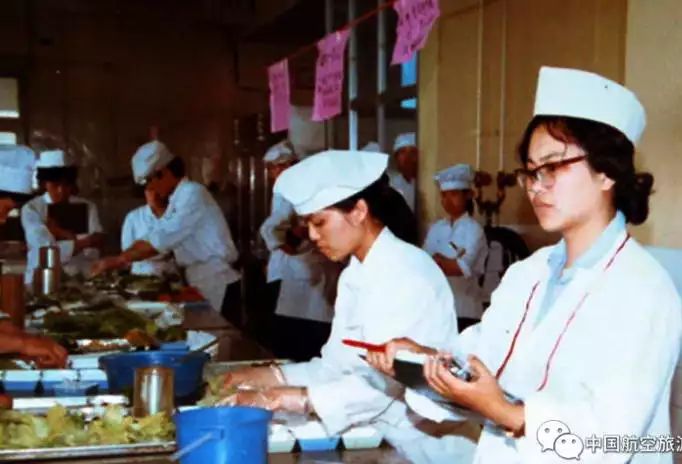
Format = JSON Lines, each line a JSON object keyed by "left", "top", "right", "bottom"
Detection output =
{"left": 342, "top": 339, "right": 386, "bottom": 352}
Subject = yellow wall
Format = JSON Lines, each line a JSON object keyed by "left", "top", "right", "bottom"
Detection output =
{"left": 419, "top": 0, "right": 627, "bottom": 240}
{"left": 625, "top": 0, "right": 682, "bottom": 247}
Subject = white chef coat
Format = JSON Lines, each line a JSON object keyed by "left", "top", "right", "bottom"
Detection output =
{"left": 423, "top": 213, "right": 488, "bottom": 320}
{"left": 388, "top": 170, "right": 416, "bottom": 212}
{"left": 413, "top": 228, "right": 682, "bottom": 463}
{"left": 121, "top": 205, "right": 177, "bottom": 276}
{"left": 22, "top": 193, "right": 103, "bottom": 283}
{"left": 281, "top": 227, "right": 478, "bottom": 462}
{"left": 143, "top": 178, "right": 240, "bottom": 311}
{"left": 259, "top": 193, "right": 338, "bottom": 323}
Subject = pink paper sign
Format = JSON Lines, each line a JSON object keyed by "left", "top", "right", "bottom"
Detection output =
{"left": 268, "top": 59, "right": 291, "bottom": 133}
{"left": 391, "top": 0, "right": 441, "bottom": 65}
{"left": 313, "top": 30, "right": 350, "bottom": 122}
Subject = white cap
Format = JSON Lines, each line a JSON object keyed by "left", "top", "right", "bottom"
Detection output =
{"left": 131, "top": 141, "right": 174, "bottom": 185}
{"left": 263, "top": 140, "right": 296, "bottom": 164}
{"left": 393, "top": 132, "right": 416, "bottom": 152}
{"left": 361, "top": 142, "right": 381, "bottom": 152}
{"left": 37, "top": 150, "right": 71, "bottom": 168}
{"left": 0, "top": 145, "right": 36, "bottom": 194}
{"left": 434, "top": 164, "right": 474, "bottom": 191}
{"left": 274, "top": 150, "right": 388, "bottom": 215}
{"left": 534, "top": 66, "right": 646, "bottom": 145}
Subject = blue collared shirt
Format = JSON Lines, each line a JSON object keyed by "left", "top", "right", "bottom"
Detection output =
{"left": 533, "top": 211, "right": 627, "bottom": 327}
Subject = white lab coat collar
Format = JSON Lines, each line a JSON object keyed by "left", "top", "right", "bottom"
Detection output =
{"left": 347, "top": 227, "right": 394, "bottom": 276}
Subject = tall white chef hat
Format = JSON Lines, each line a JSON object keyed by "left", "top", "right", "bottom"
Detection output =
{"left": 36, "top": 149, "right": 72, "bottom": 168}
{"left": 263, "top": 140, "right": 296, "bottom": 164}
{"left": 533, "top": 66, "right": 646, "bottom": 145}
{"left": 434, "top": 164, "right": 475, "bottom": 191}
{"left": 0, "top": 145, "right": 36, "bottom": 194}
{"left": 131, "top": 141, "right": 174, "bottom": 185}
{"left": 393, "top": 132, "right": 416, "bottom": 153}
{"left": 274, "top": 150, "right": 388, "bottom": 215}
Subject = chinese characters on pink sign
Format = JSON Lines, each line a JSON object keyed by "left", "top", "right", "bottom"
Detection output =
{"left": 268, "top": 59, "right": 290, "bottom": 133}
{"left": 313, "top": 30, "right": 350, "bottom": 122}
{"left": 391, "top": 0, "right": 440, "bottom": 65}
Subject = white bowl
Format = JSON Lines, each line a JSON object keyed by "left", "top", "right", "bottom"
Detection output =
{"left": 341, "top": 425, "right": 383, "bottom": 449}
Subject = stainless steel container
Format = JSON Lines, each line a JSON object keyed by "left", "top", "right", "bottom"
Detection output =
{"left": 38, "top": 246, "right": 60, "bottom": 269}
{"left": 33, "top": 268, "right": 60, "bottom": 297}
{"left": 132, "top": 366, "right": 174, "bottom": 418}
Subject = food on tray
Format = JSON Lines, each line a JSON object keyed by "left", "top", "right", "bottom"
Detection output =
{"left": 197, "top": 375, "right": 237, "bottom": 406}
{"left": 0, "top": 404, "right": 174, "bottom": 449}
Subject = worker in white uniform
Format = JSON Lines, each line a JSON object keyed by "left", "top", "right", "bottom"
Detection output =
{"left": 424, "top": 164, "right": 488, "bottom": 331}
{"left": 367, "top": 67, "right": 682, "bottom": 463}
{"left": 219, "top": 149, "right": 478, "bottom": 463}
{"left": 91, "top": 141, "right": 241, "bottom": 322}
{"left": 0, "top": 145, "right": 67, "bottom": 370}
{"left": 22, "top": 150, "right": 104, "bottom": 283}
{"left": 259, "top": 140, "right": 339, "bottom": 360}
{"left": 388, "top": 132, "right": 418, "bottom": 212}
{"left": 120, "top": 183, "right": 177, "bottom": 276}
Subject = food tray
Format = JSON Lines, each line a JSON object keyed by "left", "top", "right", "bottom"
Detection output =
{"left": 0, "top": 441, "right": 176, "bottom": 461}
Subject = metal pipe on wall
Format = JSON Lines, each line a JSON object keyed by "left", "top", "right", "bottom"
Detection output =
{"left": 377, "top": 0, "right": 387, "bottom": 151}
{"left": 324, "top": 0, "right": 335, "bottom": 149}
{"left": 347, "top": 0, "right": 358, "bottom": 150}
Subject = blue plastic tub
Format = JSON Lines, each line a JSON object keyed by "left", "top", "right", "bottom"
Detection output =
{"left": 174, "top": 406, "right": 272, "bottom": 464}
{"left": 99, "top": 351, "right": 209, "bottom": 398}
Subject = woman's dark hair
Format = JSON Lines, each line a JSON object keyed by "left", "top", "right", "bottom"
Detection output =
{"left": 166, "top": 156, "right": 186, "bottom": 179}
{"left": 331, "top": 174, "right": 419, "bottom": 245}
{"left": 0, "top": 190, "right": 32, "bottom": 206}
{"left": 517, "top": 116, "right": 653, "bottom": 225}
{"left": 36, "top": 166, "right": 78, "bottom": 186}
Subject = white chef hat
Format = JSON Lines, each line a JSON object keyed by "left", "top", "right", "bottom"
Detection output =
{"left": 274, "top": 150, "right": 388, "bottom": 215}
{"left": 393, "top": 132, "right": 416, "bottom": 152}
{"left": 361, "top": 142, "right": 381, "bottom": 152}
{"left": 534, "top": 66, "right": 646, "bottom": 145}
{"left": 0, "top": 145, "right": 36, "bottom": 194}
{"left": 131, "top": 141, "right": 174, "bottom": 185}
{"left": 434, "top": 164, "right": 475, "bottom": 191}
{"left": 263, "top": 140, "right": 296, "bottom": 164}
{"left": 36, "top": 149, "right": 71, "bottom": 168}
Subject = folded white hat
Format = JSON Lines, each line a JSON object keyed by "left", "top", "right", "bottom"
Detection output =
{"left": 0, "top": 145, "right": 36, "bottom": 194}
{"left": 361, "top": 142, "right": 381, "bottom": 152}
{"left": 36, "top": 149, "right": 71, "bottom": 168}
{"left": 131, "top": 141, "right": 174, "bottom": 185}
{"left": 534, "top": 66, "right": 646, "bottom": 144}
{"left": 274, "top": 150, "right": 388, "bottom": 215}
{"left": 263, "top": 140, "right": 296, "bottom": 164}
{"left": 434, "top": 164, "right": 474, "bottom": 191}
{"left": 393, "top": 132, "right": 416, "bottom": 152}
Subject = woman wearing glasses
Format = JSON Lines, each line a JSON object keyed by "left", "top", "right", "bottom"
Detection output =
{"left": 367, "top": 67, "right": 682, "bottom": 463}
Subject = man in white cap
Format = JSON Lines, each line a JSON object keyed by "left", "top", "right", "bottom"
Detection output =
{"left": 388, "top": 132, "right": 418, "bottom": 211}
{"left": 423, "top": 164, "right": 488, "bottom": 330}
{"left": 21, "top": 149, "right": 104, "bottom": 282}
{"left": 258, "top": 140, "right": 340, "bottom": 360}
{"left": 92, "top": 141, "right": 241, "bottom": 322}
{"left": 221, "top": 149, "right": 477, "bottom": 463}
{"left": 0, "top": 145, "right": 68, "bottom": 376}
{"left": 366, "top": 67, "right": 681, "bottom": 463}
{"left": 120, "top": 182, "right": 177, "bottom": 277}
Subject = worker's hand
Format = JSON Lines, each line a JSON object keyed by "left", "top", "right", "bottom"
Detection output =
{"left": 222, "top": 365, "right": 286, "bottom": 390}
{"left": 19, "top": 335, "right": 68, "bottom": 368}
{"left": 365, "top": 337, "right": 437, "bottom": 377}
{"left": 433, "top": 253, "right": 461, "bottom": 276}
{"left": 219, "top": 387, "right": 310, "bottom": 414}
{"left": 424, "top": 354, "right": 524, "bottom": 432}
{"left": 90, "top": 256, "right": 127, "bottom": 277}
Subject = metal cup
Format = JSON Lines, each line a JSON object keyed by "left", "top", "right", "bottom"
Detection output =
{"left": 33, "top": 268, "right": 60, "bottom": 297}
{"left": 133, "top": 366, "right": 174, "bottom": 418}
{"left": 38, "top": 246, "right": 61, "bottom": 269}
